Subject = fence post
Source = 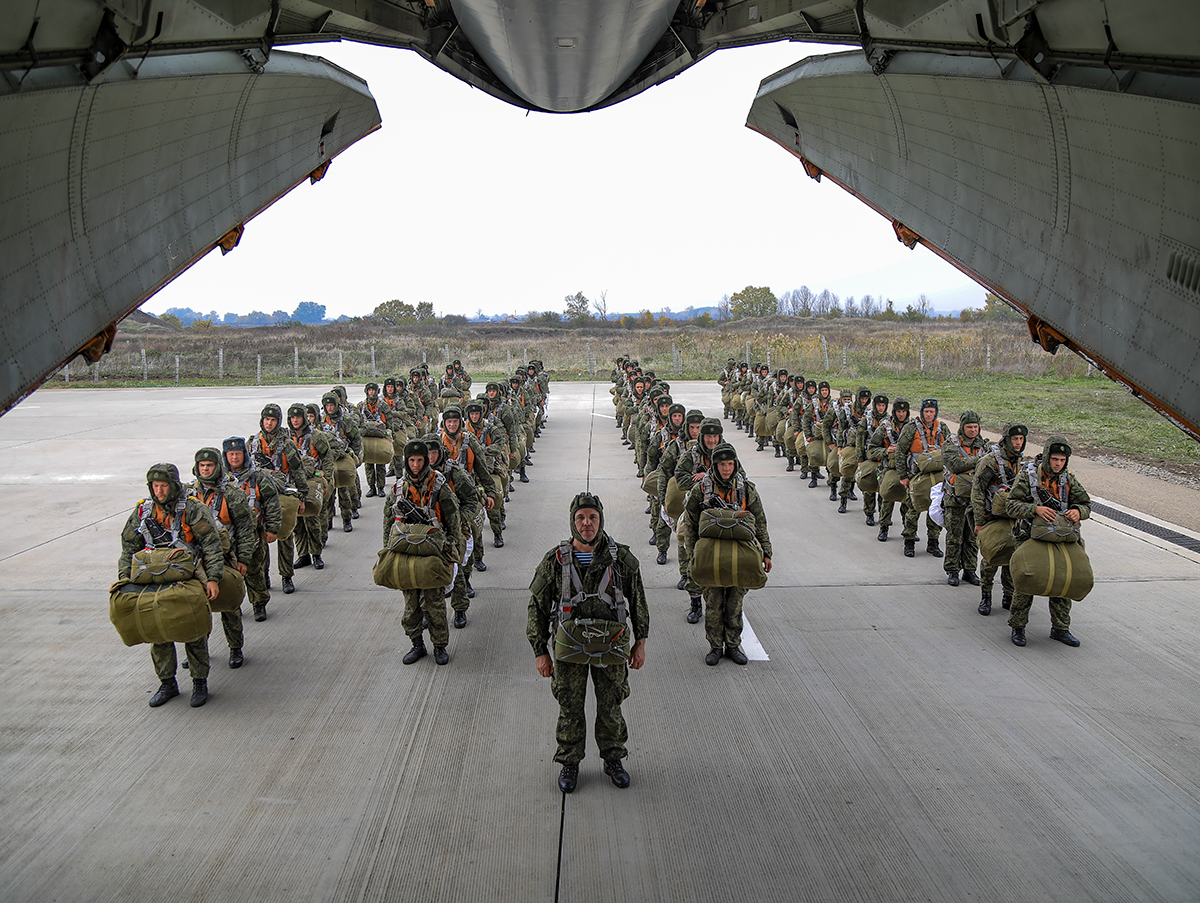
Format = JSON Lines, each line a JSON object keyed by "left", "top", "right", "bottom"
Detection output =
{"left": 294, "top": 346, "right": 299, "bottom": 381}
{"left": 338, "top": 350, "right": 343, "bottom": 381}
{"left": 920, "top": 347, "right": 925, "bottom": 372}
{"left": 821, "top": 336, "right": 829, "bottom": 371}
{"left": 64, "top": 361, "right": 69, "bottom": 384}
{"left": 371, "top": 345, "right": 376, "bottom": 378}
{"left": 842, "top": 347, "right": 847, "bottom": 370}
{"left": 175, "top": 355, "right": 180, "bottom": 385}
{"left": 507, "top": 349, "right": 512, "bottom": 372}
{"left": 444, "top": 344, "right": 450, "bottom": 365}
{"left": 586, "top": 341, "right": 592, "bottom": 377}
{"left": 94, "top": 360, "right": 100, "bottom": 383}
{"left": 745, "top": 341, "right": 750, "bottom": 367}
{"left": 218, "top": 348, "right": 224, "bottom": 380}
{"left": 766, "top": 348, "right": 771, "bottom": 371}
{"left": 986, "top": 343, "right": 991, "bottom": 371}
{"left": 142, "top": 348, "right": 147, "bottom": 382}
{"left": 257, "top": 354, "right": 261, "bottom": 385}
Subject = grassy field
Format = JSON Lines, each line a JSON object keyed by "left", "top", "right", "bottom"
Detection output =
{"left": 44, "top": 315, "right": 1198, "bottom": 474}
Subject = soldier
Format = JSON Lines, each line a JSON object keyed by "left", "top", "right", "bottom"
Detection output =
{"left": 440, "top": 407, "right": 498, "bottom": 620}
{"left": 463, "top": 398, "right": 508, "bottom": 553}
{"left": 805, "top": 380, "right": 836, "bottom": 490}
{"left": 247, "top": 404, "right": 310, "bottom": 595}
{"left": 867, "top": 397, "right": 911, "bottom": 543}
{"left": 1004, "top": 437, "right": 1090, "bottom": 647}
{"left": 508, "top": 374, "right": 531, "bottom": 483}
{"left": 319, "top": 391, "right": 363, "bottom": 534}
{"left": 332, "top": 385, "right": 365, "bottom": 516}
{"left": 790, "top": 378, "right": 819, "bottom": 482}
{"left": 941, "top": 411, "right": 989, "bottom": 587}
{"left": 971, "top": 422, "right": 1029, "bottom": 615}
{"left": 896, "top": 398, "right": 950, "bottom": 559}
{"left": 835, "top": 387, "right": 871, "bottom": 513}
{"left": 223, "top": 436, "right": 282, "bottom": 622}
{"left": 527, "top": 492, "right": 649, "bottom": 793}
{"left": 118, "top": 463, "right": 224, "bottom": 708}
{"left": 681, "top": 443, "right": 772, "bottom": 666}
{"left": 660, "top": 409, "right": 706, "bottom": 622}
{"left": 820, "top": 387, "right": 850, "bottom": 501}
{"left": 718, "top": 358, "right": 737, "bottom": 419}
{"left": 856, "top": 393, "right": 890, "bottom": 526}
{"left": 188, "top": 447, "right": 257, "bottom": 668}
{"left": 384, "top": 439, "right": 461, "bottom": 665}
{"left": 646, "top": 401, "right": 686, "bottom": 565}
{"left": 358, "top": 382, "right": 389, "bottom": 497}
{"left": 286, "top": 403, "right": 334, "bottom": 572}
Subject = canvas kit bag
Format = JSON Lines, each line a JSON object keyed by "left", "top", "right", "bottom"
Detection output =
{"left": 372, "top": 547, "right": 454, "bottom": 590}
{"left": 1010, "top": 538, "right": 1093, "bottom": 601}
{"left": 333, "top": 455, "right": 357, "bottom": 488}
{"left": 805, "top": 439, "right": 825, "bottom": 467}
{"left": 977, "top": 519, "right": 1016, "bottom": 566}
{"left": 910, "top": 472, "right": 936, "bottom": 512}
{"left": 856, "top": 459, "right": 879, "bottom": 492}
{"left": 299, "top": 475, "right": 327, "bottom": 517}
{"left": 839, "top": 446, "right": 859, "bottom": 476}
{"left": 208, "top": 568, "right": 246, "bottom": 613}
{"left": 277, "top": 493, "right": 300, "bottom": 540}
{"left": 910, "top": 448, "right": 943, "bottom": 474}
{"left": 641, "top": 469, "right": 662, "bottom": 497}
{"left": 692, "top": 508, "right": 766, "bottom": 589}
{"left": 109, "top": 579, "right": 212, "bottom": 646}
{"left": 879, "top": 468, "right": 906, "bottom": 502}
{"left": 130, "top": 548, "right": 195, "bottom": 585}
{"left": 1030, "top": 514, "right": 1081, "bottom": 543}
{"left": 362, "top": 436, "right": 393, "bottom": 464}
{"left": 664, "top": 477, "right": 687, "bottom": 520}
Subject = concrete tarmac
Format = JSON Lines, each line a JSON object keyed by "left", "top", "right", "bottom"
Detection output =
{"left": 1, "top": 381, "right": 1198, "bottom": 903}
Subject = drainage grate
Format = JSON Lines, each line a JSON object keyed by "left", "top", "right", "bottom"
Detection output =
{"left": 1091, "top": 502, "right": 1200, "bottom": 553}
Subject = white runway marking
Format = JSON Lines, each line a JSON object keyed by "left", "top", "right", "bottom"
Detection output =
{"left": 741, "top": 617, "right": 769, "bottom": 660}
{"left": 591, "top": 412, "right": 615, "bottom": 419}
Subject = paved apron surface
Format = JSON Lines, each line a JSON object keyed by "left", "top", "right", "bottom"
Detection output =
{"left": 1, "top": 382, "right": 1198, "bottom": 903}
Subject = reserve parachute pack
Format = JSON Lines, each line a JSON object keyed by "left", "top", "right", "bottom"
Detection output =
{"left": 551, "top": 537, "right": 630, "bottom": 667}
{"left": 690, "top": 475, "right": 767, "bottom": 590}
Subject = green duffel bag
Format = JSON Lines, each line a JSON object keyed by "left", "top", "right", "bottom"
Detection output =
{"left": 209, "top": 567, "right": 245, "bottom": 613}
{"left": 1010, "top": 537, "right": 1093, "bottom": 601}
{"left": 299, "top": 475, "right": 327, "bottom": 517}
{"left": 978, "top": 519, "right": 1017, "bottom": 566}
{"left": 879, "top": 468, "right": 906, "bottom": 502}
{"left": 664, "top": 477, "right": 686, "bottom": 520}
{"left": 361, "top": 421, "right": 390, "bottom": 439}
{"left": 698, "top": 508, "right": 757, "bottom": 543}
{"left": 805, "top": 439, "right": 825, "bottom": 467}
{"left": 730, "top": 393, "right": 744, "bottom": 412}
{"left": 839, "top": 446, "right": 859, "bottom": 476}
{"left": 333, "top": 455, "right": 356, "bottom": 488}
{"left": 990, "top": 487, "right": 1011, "bottom": 517}
{"left": 773, "top": 418, "right": 786, "bottom": 444}
{"left": 1030, "top": 514, "right": 1081, "bottom": 543}
{"left": 130, "top": 547, "right": 196, "bottom": 585}
{"left": 438, "top": 387, "right": 462, "bottom": 399}
{"left": 910, "top": 472, "right": 936, "bottom": 512}
{"left": 856, "top": 459, "right": 879, "bottom": 493}
{"left": 553, "top": 618, "right": 630, "bottom": 666}
{"left": 691, "top": 537, "right": 768, "bottom": 589}
{"left": 826, "top": 445, "right": 842, "bottom": 478}
{"left": 363, "top": 435, "right": 393, "bottom": 464}
{"left": 372, "top": 548, "right": 454, "bottom": 591}
{"left": 278, "top": 492, "right": 300, "bottom": 540}
{"left": 641, "top": 469, "right": 662, "bottom": 496}
{"left": 109, "top": 579, "right": 212, "bottom": 647}
{"left": 765, "top": 409, "right": 781, "bottom": 434}
{"left": 910, "top": 449, "right": 943, "bottom": 474}
{"left": 785, "top": 430, "right": 798, "bottom": 456}
{"left": 386, "top": 523, "right": 447, "bottom": 557}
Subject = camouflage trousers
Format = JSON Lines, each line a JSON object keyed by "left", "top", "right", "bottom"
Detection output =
{"left": 402, "top": 587, "right": 449, "bottom": 646}
{"left": 839, "top": 473, "right": 857, "bottom": 500}
{"left": 943, "top": 505, "right": 979, "bottom": 575}
{"left": 981, "top": 561, "right": 1013, "bottom": 596}
{"left": 351, "top": 469, "right": 362, "bottom": 510}
{"left": 902, "top": 496, "right": 942, "bottom": 542}
{"left": 1008, "top": 593, "right": 1072, "bottom": 630}
{"left": 877, "top": 498, "right": 908, "bottom": 529}
{"left": 678, "top": 535, "right": 699, "bottom": 594}
{"left": 276, "top": 532, "right": 295, "bottom": 578}
{"left": 471, "top": 507, "right": 486, "bottom": 565}
{"left": 245, "top": 534, "right": 269, "bottom": 605}
{"left": 451, "top": 521, "right": 476, "bottom": 612}
{"left": 861, "top": 490, "right": 878, "bottom": 518}
{"left": 651, "top": 494, "right": 672, "bottom": 553}
{"left": 220, "top": 609, "right": 243, "bottom": 651}
{"left": 152, "top": 637, "right": 209, "bottom": 681}
{"left": 487, "top": 486, "right": 506, "bottom": 536}
{"left": 293, "top": 512, "right": 323, "bottom": 559}
{"left": 550, "top": 659, "right": 630, "bottom": 765}
{"left": 363, "top": 462, "right": 387, "bottom": 492}
{"left": 702, "top": 585, "right": 749, "bottom": 649}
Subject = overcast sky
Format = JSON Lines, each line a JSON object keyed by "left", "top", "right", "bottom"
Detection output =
{"left": 146, "top": 38, "right": 984, "bottom": 320}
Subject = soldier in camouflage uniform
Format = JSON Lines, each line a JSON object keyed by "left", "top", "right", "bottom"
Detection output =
{"left": 223, "top": 436, "right": 282, "bottom": 622}
{"left": 835, "top": 387, "right": 871, "bottom": 513}
{"left": 820, "top": 387, "right": 849, "bottom": 501}
{"left": 440, "top": 406, "right": 498, "bottom": 621}
{"left": 971, "top": 422, "right": 1029, "bottom": 615}
{"left": 1004, "top": 436, "right": 1090, "bottom": 648}
{"left": 118, "top": 463, "right": 225, "bottom": 708}
{"left": 681, "top": 442, "right": 772, "bottom": 666}
{"left": 527, "top": 492, "right": 649, "bottom": 793}
{"left": 940, "top": 411, "right": 989, "bottom": 587}
{"left": 675, "top": 418, "right": 725, "bottom": 622}
{"left": 659, "top": 409, "right": 705, "bottom": 605}
{"left": 803, "top": 381, "right": 835, "bottom": 489}
{"left": 856, "top": 393, "right": 889, "bottom": 526}
{"left": 248, "top": 403, "right": 310, "bottom": 596}
{"left": 188, "top": 447, "right": 257, "bottom": 669}
{"left": 319, "top": 391, "right": 363, "bottom": 534}
{"left": 464, "top": 398, "right": 508, "bottom": 552}
{"left": 646, "top": 402, "right": 685, "bottom": 565}
{"left": 789, "top": 378, "right": 818, "bottom": 480}
{"left": 332, "top": 385, "right": 364, "bottom": 516}
{"left": 358, "top": 382, "right": 390, "bottom": 497}
{"left": 385, "top": 439, "right": 461, "bottom": 666}
{"left": 286, "top": 403, "right": 334, "bottom": 569}
{"left": 867, "top": 397, "right": 911, "bottom": 543}
{"left": 896, "top": 398, "right": 950, "bottom": 558}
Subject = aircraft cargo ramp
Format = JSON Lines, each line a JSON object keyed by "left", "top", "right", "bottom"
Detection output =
{"left": 1, "top": 382, "right": 1198, "bottom": 902}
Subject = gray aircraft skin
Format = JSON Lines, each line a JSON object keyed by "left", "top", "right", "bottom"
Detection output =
{"left": 2, "top": 1, "right": 1199, "bottom": 437}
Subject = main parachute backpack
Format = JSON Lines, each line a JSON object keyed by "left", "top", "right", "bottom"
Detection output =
{"left": 551, "top": 538, "right": 631, "bottom": 667}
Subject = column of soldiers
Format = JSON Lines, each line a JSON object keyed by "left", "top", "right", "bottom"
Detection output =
{"left": 715, "top": 363, "right": 1091, "bottom": 649}
{"left": 120, "top": 358, "right": 554, "bottom": 706}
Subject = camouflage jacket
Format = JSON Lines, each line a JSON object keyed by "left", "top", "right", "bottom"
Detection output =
{"left": 225, "top": 463, "right": 284, "bottom": 535}
{"left": 187, "top": 479, "right": 258, "bottom": 565}
{"left": 118, "top": 496, "right": 224, "bottom": 584}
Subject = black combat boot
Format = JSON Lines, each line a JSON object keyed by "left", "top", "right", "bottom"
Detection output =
{"left": 1011, "top": 627, "right": 1026, "bottom": 646}
{"left": 809, "top": 474, "right": 819, "bottom": 488}
{"left": 725, "top": 645, "right": 748, "bottom": 665}
{"left": 866, "top": 513, "right": 876, "bottom": 526}
{"left": 978, "top": 588, "right": 992, "bottom": 616}
{"left": 829, "top": 482, "right": 839, "bottom": 501}
{"left": 312, "top": 554, "right": 324, "bottom": 569}
{"left": 402, "top": 640, "right": 427, "bottom": 664}
{"left": 1002, "top": 593, "right": 1012, "bottom": 610}
{"left": 947, "top": 571, "right": 960, "bottom": 586}
{"left": 473, "top": 559, "right": 487, "bottom": 572}
{"left": 433, "top": 645, "right": 449, "bottom": 665}
{"left": 523, "top": 454, "right": 533, "bottom": 466}
{"left": 282, "top": 575, "right": 295, "bottom": 594}
{"left": 603, "top": 758, "right": 631, "bottom": 788}
{"left": 189, "top": 679, "right": 208, "bottom": 707}
{"left": 774, "top": 444, "right": 782, "bottom": 458}
{"left": 877, "top": 526, "right": 889, "bottom": 542}
{"left": 294, "top": 554, "right": 312, "bottom": 568}
{"left": 494, "top": 530, "right": 504, "bottom": 548}
{"left": 963, "top": 571, "right": 981, "bottom": 585}
{"left": 465, "top": 575, "right": 475, "bottom": 598}
{"left": 786, "top": 456, "right": 795, "bottom": 472}
{"left": 1050, "top": 628, "right": 1081, "bottom": 647}
{"left": 229, "top": 648, "right": 244, "bottom": 668}
{"left": 676, "top": 576, "right": 688, "bottom": 591}
{"left": 254, "top": 602, "right": 269, "bottom": 620}
{"left": 705, "top": 647, "right": 722, "bottom": 666}
{"left": 927, "top": 538, "right": 944, "bottom": 558}
{"left": 351, "top": 508, "right": 359, "bottom": 519}
{"left": 558, "top": 764, "right": 579, "bottom": 793}
{"left": 848, "top": 489, "right": 858, "bottom": 501}
{"left": 343, "top": 515, "right": 353, "bottom": 533}
{"left": 687, "top": 594, "right": 702, "bottom": 624}
{"left": 904, "top": 539, "right": 916, "bottom": 557}
{"left": 656, "top": 550, "right": 668, "bottom": 565}
{"left": 838, "top": 498, "right": 848, "bottom": 514}
{"left": 365, "top": 485, "right": 377, "bottom": 498}
{"left": 518, "top": 466, "right": 529, "bottom": 483}
{"left": 453, "top": 610, "right": 467, "bottom": 629}
{"left": 148, "top": 679, "right": 179, "bottom": 707}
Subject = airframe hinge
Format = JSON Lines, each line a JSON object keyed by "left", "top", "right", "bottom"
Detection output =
{"left": 1013, "top": 11, "right": 1056, "bottom": 83}
{"left": 868, "top": 48, "right": 896, "bottom": 75}
{"left": 80, "top": 9, "right": 128, "bottom": 83}
{"left": 78, "top": 324, "right": 117, "bottom": 364}
{"left": 1026, "top": 314, "right": 1067, "bottom": 355}
{"left": 216, "top": 225, "right": 245, "bottom": 256}
{"left": 800, "top": 156, "right": 822, "bottom": 182}
{"left": 309, "top": 160, "right": 331, "bottom": 184}
{"left": 892, "top": 220, "right": 920, "bottom": 249}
